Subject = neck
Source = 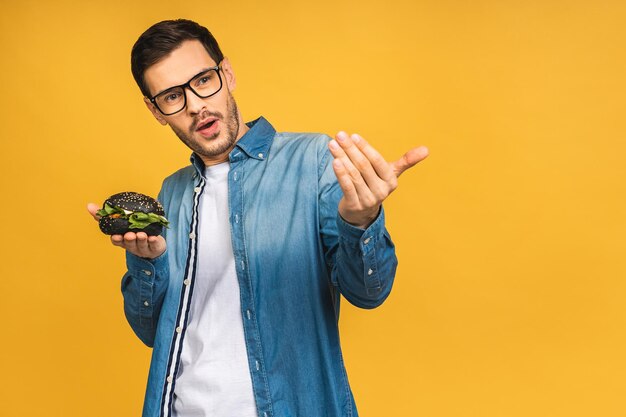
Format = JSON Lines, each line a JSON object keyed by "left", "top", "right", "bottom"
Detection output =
{"left": 199, "top": 154, "right": 230, "bottom": 166}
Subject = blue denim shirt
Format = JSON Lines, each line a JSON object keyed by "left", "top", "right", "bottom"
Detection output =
{"left": 121, "top": 117, "right": 398, "bottom": 417}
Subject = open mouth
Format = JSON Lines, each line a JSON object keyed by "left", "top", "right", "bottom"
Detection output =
{"left": 197, "top": 119, "right": 217, "bottom": 131}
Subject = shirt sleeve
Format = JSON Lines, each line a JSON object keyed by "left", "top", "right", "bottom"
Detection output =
{"left": 121, "top": 251, "right": 169, "bottom": 347}
{"left": 318, "top": 140, "right": 398, "bottom": 309}
{"left": 120, "top": 186, "right": 171, "bottom": 347}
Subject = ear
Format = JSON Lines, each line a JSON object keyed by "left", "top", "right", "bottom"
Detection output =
{"left": 143, "top": 97, "right": 168, "bottom": 126}
{"left": 220, "top": 57, "right": 237, "bottom": 92}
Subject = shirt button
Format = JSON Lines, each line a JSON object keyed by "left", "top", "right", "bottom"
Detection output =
{"left": 166, "top": 376, "right": 173, "bottom": 383}
{"left": 189, "top": 232, "right": 196, "bottom": 239}
{"left": 143, "top": 301, "right": 149, "bottom": 306}
{"left": 194, "top": 186, "right": 201, "bottom": 193}
{"left": 258, "top": 153, "right": 264, "bottom": 158}
{"left": 246, "top": 310, "right": 251, "bottom": 320}
{"left": 255, "top": 360, "right": 260, "bottom": 371}
{"left": 233, "top": 172, "right": 238, "bottom": 181}
{"left": 235, "top": 214, "right": 239, "bottom": 223}
{"left": 264, "top": 413, "right": 268, "bottom": 417}
{"left": 183, "top": 279, "right": 190, "bottom": 286}
{"left": 142, "top": 270, "right": 152, "bottom": 276}
{"left": 367, "top": 268, "right": 373, "bottom": 276}
{"left": 241, "top": 261, "right": 245, "bottom": 271}
{"left": 176, "top": 326, "right": 182, "bottom": 333}
{"left": 363, "top": 237, "right": 371, "bottom": 245}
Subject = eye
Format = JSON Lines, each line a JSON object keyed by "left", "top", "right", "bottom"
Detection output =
{"left": 163, "top": 91, "right": 182, "bottom": 103}
{"left": 194, "top": 71, "right": 215, "bottom": 87}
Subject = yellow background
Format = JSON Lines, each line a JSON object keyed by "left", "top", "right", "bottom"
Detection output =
{"left": 1, "top": 1, "right": 625, "bottom": 416}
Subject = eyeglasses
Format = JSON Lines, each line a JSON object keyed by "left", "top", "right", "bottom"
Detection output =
{"left": 148, "top": 65, "right": 223, "bottom": 115}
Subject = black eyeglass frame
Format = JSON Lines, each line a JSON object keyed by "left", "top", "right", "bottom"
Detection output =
{"left": 148, "top": 65, "right": 223, "bottom": 116}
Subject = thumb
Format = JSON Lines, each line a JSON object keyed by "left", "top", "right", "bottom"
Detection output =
{"left": 391, "top": 146, "right": 429, "bottom": 177}
{"left": 87, "top": 203, "right": 101, "bottom": 220}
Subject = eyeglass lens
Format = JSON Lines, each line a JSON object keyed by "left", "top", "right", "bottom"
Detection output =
{"left": 155, "top": 68, "right": 222, "bottom": 115}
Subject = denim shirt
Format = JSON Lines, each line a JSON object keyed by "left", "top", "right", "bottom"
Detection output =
{"left": 121, "top": 117, "right": 398, "bottom": 417}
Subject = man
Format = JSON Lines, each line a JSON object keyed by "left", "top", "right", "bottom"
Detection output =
{"left": 88, "top": 19, "right": 428, "bottom": 417}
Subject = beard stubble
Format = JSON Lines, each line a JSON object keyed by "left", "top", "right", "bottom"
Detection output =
{"left": 170, "top": 91, "right": 241, "bottom": 161}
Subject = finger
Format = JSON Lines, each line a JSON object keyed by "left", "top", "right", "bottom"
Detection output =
{"left": 332, "top": 158, "right": 359, "bottom": 204}
{"left": 329, "top": 139, "right": 376, "bottom": 193}
{"left": 110, "top": 234, "right": 125, "bottom": 247}
{"left": 148, "top": 235, "right": 167, "bottom": 256}
{"left": 330, "top": 137, "right": 387, "bottom": 201}
{"left": 330, "top": 151, "right": 378, "bottom": 208}
{"left": 350, "top": 134, "right": 395, "bottom": 182}
{"left": 135, "top": 232, "right": 150, "bottom": 254}
{"left": 328, "top": 140, "right": 372, "bottom": 193}
{"left": 391, "top": 146, "right": 429, "bottom": 177}
{"left": 122, "top": 232, "right": 138, "bottom": 253}
{"left": 334, "top": 132, "right": 381, "bottom": 187}
{"left": 87, "top": 203, "right": 102, "bottom": 220}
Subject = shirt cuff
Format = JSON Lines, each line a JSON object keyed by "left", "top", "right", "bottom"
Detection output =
{"left": 337, "top": 207, "right": 386, "bottom": 252}
{"left": 125, "top": 250, "right": 168, "bottom": 281}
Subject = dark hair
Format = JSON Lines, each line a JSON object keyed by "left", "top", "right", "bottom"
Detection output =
{"left": 131, "top": 19, "right": 224, "bottom": 97}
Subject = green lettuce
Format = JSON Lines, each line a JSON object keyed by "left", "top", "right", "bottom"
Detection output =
{"left": 97, "top": 203, "right": 169, "bottom": 230}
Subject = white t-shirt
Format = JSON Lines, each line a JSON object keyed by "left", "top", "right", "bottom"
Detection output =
{"left": 172, "top": 162, "right": 256, "bottom": 417}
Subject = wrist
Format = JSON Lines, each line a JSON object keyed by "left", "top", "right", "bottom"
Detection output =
{"left": 340, "top": 206, "right": 380, "bottom": 230}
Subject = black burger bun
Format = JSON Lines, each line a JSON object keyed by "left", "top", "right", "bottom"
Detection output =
{"left": 98, "top": 217, "right": 164, "bottom": 236}
{"left": 98, "top": 192, "right": 168, "bottom": 236}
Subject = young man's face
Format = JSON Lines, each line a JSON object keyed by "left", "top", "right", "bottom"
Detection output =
{"left": 143, "top": 39, "right": 243, "bottom": 165}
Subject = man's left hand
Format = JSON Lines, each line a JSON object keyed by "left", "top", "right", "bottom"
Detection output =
{"left": 328, "top": 131, "right": 429, "bottom": 229}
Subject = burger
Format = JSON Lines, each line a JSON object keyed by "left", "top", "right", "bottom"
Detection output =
{"left": 97, "top": 192, "right": 169, "bottom": 236}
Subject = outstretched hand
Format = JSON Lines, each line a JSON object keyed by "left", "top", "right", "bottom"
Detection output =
{"left": 87, "top": 203, "right": 166, "bottom": 259}
{"left": 328, "top": 131, "right": 429, "bottom": 229}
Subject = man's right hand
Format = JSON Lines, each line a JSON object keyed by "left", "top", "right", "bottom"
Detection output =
{"left": 87, "top": 203, "right": 167, "bottom": 259}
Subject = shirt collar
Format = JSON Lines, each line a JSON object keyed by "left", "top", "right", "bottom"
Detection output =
{"left": 233, "top": 116, "right": 276, "bottom": 161}
{"left": 190, "top": 116, "right": 276, "bottom": 177}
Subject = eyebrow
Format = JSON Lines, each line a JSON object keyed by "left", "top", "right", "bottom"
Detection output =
{"left": 152, "top": 67, "right": 216, "bottom": 98}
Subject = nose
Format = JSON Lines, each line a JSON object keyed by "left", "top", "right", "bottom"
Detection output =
{"left": 184, "top": 87, "right": 207, "bottom": 115}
